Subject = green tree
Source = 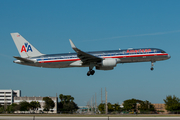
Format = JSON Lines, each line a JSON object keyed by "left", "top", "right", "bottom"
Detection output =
{"left": 70, "top": 97, "right": 74, "bottom": 102}
{"left": 58, "top": 94, "right": 78, "bottom": 113}
{"left": 6, "top": 103, "right": 19, "bottom": 113}
{"left": 98, "top": 103, "right": 105, "bottom": 114}
{"left": 0, "top": 104, "right": 4, "bottom": 113}
{"left": 19, "top": 101, "right": 30, "bottom": 113}
{"left": 113, "top": 103, "right": 122, "bottom": 112}
{"left": 43, "top": 97, "right": 55, "bottom": 113}
{"left": 107, "top": 103, "right": 114, "bottom": 112}
{"left": 98, "top": 103, "right": 122, "bottom": 114}
{"left": 138, "top": 100, "right": 155, "bottom": 113}
{"left": 123, "top": 98, "right": 142, "bottom": 112}
{"left": 59, "top": 94, "right": 64, "bottom": 101}
{"left": 0, "top": 107, "right": 4, "bottom": 113}
{"left": 67, "top": 95, "right": 71, "bottom": 102}
{"left": 30, "top": 101, "right": 41, "bottom": 113}
{"left": 164, "top": 95, "right": 180, "bottom": 113}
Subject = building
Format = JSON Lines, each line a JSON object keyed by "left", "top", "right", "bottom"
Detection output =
{"left": 0, "top": 89, "right": 58, "bottom": 113}
{"left": 136, "top": 103, "right": 168, "bottom": 114}
{"left": 14, "top": 96, "right": 58, "bottom": 113}
{"left": 153, "top": 103, "right": 168, "bottom": 114}
{"left": 0, "top": 90, "right": 21, "bottom": 105}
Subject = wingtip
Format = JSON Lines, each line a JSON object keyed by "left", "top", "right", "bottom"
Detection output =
{"left": 69, "top": 39, "right": 76, "bottom": 48}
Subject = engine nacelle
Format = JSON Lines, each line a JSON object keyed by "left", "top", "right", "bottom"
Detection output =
{"left": 101, "top": 58, "right": 117, "bottom": 67}
{"left": 96, "top": 58, "right": 117, "bottom": 70}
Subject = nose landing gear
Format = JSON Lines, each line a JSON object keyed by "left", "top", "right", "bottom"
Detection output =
{"left": 151, "top": 62, "right": 155, "bottom": 71}
{"left": 151, "top": 67, "right": 154, "bottom": 71}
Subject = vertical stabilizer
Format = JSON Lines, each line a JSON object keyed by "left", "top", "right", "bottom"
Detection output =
{"left": 11, "top": 33, "right": 43, "bottom": 58}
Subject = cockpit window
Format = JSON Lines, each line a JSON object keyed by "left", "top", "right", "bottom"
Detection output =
{"left": 161, "top": 51, "right": 166, "bottom": 53}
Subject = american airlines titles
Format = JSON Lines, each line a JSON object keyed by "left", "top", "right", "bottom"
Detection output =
{"left": 126, "top": 49, "right": 151, "bottom": 53}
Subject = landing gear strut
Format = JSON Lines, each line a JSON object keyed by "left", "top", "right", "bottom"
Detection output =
{"left": 151, "top": 62, "right": 154, "bottom": 71}
{"left": 87, "top": 63, "right": 95, "bottom": 76}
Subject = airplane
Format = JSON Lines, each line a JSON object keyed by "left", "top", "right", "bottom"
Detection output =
{"left": 11, "top": 33, "right": 171, "bottom": 76}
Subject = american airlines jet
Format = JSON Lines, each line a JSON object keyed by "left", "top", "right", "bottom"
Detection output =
{"left": 11, "top": 33, "right": 171, "bottom": 76}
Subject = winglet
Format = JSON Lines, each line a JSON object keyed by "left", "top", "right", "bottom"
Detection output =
{"left": 69, "top": 39, "right": 76, "bottom": 48}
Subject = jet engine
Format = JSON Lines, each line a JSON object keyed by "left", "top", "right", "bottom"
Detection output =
{"left": 96, "top": 58, "right": 117, "bottom": 70}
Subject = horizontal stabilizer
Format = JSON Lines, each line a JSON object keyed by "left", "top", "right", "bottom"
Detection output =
{"left": 13, "top": 56, "right": 35, "bottom": 63}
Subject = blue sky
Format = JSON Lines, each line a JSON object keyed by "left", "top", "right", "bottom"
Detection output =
{"left": 0, "top": 0, "right": 180, "bottom": 106}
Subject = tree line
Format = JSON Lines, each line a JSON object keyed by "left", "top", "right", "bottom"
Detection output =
{"left": 1, "top": 94, "right": 180, "bottom": 114}
{"left": 0, "top": 97, "right": 56, "bottom": 113}
{"left": 0, "top": 94, "right": 79, "bottom": 114}
{"left": 98, "top": 98, "right": 156, "bottom": 114}
{"left": 98, "top": 95, "right": 180, "bottom": 114}
{"left": 0, "top": 101, "right": 41, "bottom": 113}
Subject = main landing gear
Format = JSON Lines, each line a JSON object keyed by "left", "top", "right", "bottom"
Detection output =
{"left": 87, "top": 63, "right": 95, "bottom": 76}
{"left": 151, "top": 62, "right": 155, "bottom": 71}
{"left": 87, "top": 70, "right": 95, "bottom": 76}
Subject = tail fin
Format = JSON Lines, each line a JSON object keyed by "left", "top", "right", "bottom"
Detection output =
{"left": 11, "top": 33, "right": 44, "bottom": 58}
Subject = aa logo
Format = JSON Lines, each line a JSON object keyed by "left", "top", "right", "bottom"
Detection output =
{"left": 21, "top": 43, "right": 33, "bottom": 53}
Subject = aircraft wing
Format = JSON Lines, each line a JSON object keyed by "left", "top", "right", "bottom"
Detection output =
{"left": 69, "top": 39, "right": 102, "bottom": 64}
{"left": 13, "top": 56, "right": 35, "bottom": 63}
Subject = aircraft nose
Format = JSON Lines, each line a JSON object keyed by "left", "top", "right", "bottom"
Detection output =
{"left": 168, "top": 54, "right": 171, "bottom": 59}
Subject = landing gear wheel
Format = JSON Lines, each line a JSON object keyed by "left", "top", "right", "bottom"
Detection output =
{"left": 87, "top": 71, "right": 91, "bottom": 76}
{"left": 151, "top": 67, "right": 154, "bottom": 71}
{"left": 87, "top": 70, "right": 95, "bottom": 76}
{"left": 87, "top": 63, "right": 95, "bottom": 76}
{"left": 90, "top": 70, "right": 95, "bottom": 75}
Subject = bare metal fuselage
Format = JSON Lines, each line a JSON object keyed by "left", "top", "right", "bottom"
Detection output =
{"left": 15, "top": 48, "right": 170, "bottom": 69}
